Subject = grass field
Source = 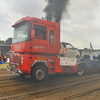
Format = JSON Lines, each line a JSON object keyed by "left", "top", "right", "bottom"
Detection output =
{"left": 0, "top": 63, "right": 9, "bottom": 69}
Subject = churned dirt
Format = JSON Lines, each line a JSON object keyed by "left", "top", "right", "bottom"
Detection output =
{"left": 0, "top": 69, "right": 100, "bottom": 100}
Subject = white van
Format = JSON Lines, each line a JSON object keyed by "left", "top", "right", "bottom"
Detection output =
{"left": 59, "top": 42, "right": 80, "bottom": 58}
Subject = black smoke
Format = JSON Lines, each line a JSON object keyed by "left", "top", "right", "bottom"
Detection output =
{"left": 43, "top": 0, "right": 70, "bottom": 22}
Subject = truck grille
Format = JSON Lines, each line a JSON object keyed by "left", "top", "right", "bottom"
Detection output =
{"left": 15, "top": 56, "right": 20, "bottom": 63}
{"left": 7, "top": 51, "right": 20, "bottom": 66}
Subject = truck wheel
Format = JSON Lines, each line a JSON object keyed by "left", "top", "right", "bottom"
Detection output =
{"left": 31, "top": 66, "right": 46, "bottom": 81}
{"left": 76, "top": 66, "right": 84, "bottom": 76}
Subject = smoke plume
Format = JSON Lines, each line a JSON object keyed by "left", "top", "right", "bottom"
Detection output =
{"left": 43, "top": 0, "right": 70, "bottom": 22}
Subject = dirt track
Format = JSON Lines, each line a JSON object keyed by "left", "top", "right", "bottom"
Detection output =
{"left": 0, "top": 69, "right": 100, "bottom": 100}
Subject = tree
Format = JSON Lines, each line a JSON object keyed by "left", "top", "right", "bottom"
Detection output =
{"left": 6, "top": 38, "right": 12, "bottom": 45}
{"left": 0, "top": 37, "right": 12, "bottom": 45}
{"left": 84, "top": 47, "right": 88, "bottom": 50}
{"left": 0, "top": 40, "right": 6, "bottom": 45}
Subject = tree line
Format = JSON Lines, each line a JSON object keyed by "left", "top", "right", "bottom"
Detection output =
{"left": 0, "top": 38, "right": 12, "bottom": 45}
{"left": 84, "top": 47, "right": 100, "bottom": 51}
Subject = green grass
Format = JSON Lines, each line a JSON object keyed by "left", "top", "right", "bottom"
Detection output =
{"left": 0, "top": 63, "right": 9, "bottom": 69}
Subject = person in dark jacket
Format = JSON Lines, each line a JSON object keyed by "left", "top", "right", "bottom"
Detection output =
{"left": 2, "top": 54, "right": 6, "bottom": 63}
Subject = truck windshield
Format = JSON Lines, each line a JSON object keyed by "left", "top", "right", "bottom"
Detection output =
{"left": 12, "top": 23, "right": 31, "bottom": 43}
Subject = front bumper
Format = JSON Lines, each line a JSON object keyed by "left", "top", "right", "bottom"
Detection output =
{"left": 7, "top": 66, "right": 22, "bottom": 75}
{"left": 7, "top": 51, "right": 22, "bottom": 75}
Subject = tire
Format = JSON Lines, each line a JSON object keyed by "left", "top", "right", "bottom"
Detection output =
{"left": 31, "top": 66, "right": 46, "bottom": 81}
{"left": 76, "top": 66, "right": 84, "bottom": 76}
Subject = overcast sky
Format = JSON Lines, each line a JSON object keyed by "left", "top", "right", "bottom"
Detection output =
{"left": 0, "top": 0, "right": 100, "bottom": 49}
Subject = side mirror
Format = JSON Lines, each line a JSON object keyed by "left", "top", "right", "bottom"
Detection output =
{"left": 31, "top": 30, "right": 35, "bottom": 39}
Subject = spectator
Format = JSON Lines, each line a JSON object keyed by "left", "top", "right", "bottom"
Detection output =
{"left": 1, "top": 53, "right": 4, "bottom": 58}
{"left": 0, "top": 55, "right": 3, "bottom": 64}
{"left": 1, "top": 53, "right": 6, "bottom": 64}
{"left": 3, "top": 54, "right": 6, "bottom": 64}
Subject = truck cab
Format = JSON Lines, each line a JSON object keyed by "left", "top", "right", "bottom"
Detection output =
{"left": 7, "top": 17, "right": 60, "bottom": 81}
{"left": 11, "top": 17, "right": 60, "bottom": 54}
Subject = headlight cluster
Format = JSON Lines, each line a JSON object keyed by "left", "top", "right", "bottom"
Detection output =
{"left": 21, "top": 55, "right": 23, "bottom": 63}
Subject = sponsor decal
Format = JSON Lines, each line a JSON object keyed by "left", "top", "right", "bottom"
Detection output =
{"left": 48, "top": 59, "right": 53, "bottom": 62}
{"left": 60, "top": 57, "right": 77, "bottom": 66}
{"left": 49, "top": 31, "right": 54, "bottom": 44}
{"left": 62, "top": 47, "right": 68, "bottom": 55}
{"left": 38, "top": 58, "right": 44, "bottom": 60}
{"left": 34, "top": 46, "right": 45, "bottom": 51}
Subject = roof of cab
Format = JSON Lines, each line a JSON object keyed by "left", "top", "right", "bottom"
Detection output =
{"left": 12, "top": 16, "right": 58, "bottom": 27}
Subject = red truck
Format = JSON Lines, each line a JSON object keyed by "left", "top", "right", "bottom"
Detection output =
{"left": 7, "top": 17, "right": 85, "bottom": 81}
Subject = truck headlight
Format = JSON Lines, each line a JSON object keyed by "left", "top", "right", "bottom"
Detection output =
{"left": 21, "top": 55, "right": 23, "bottom": 63}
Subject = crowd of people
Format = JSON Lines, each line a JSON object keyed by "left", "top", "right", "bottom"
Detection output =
{"left": 0, "top": 53, "right": 7, "bottom": 64}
